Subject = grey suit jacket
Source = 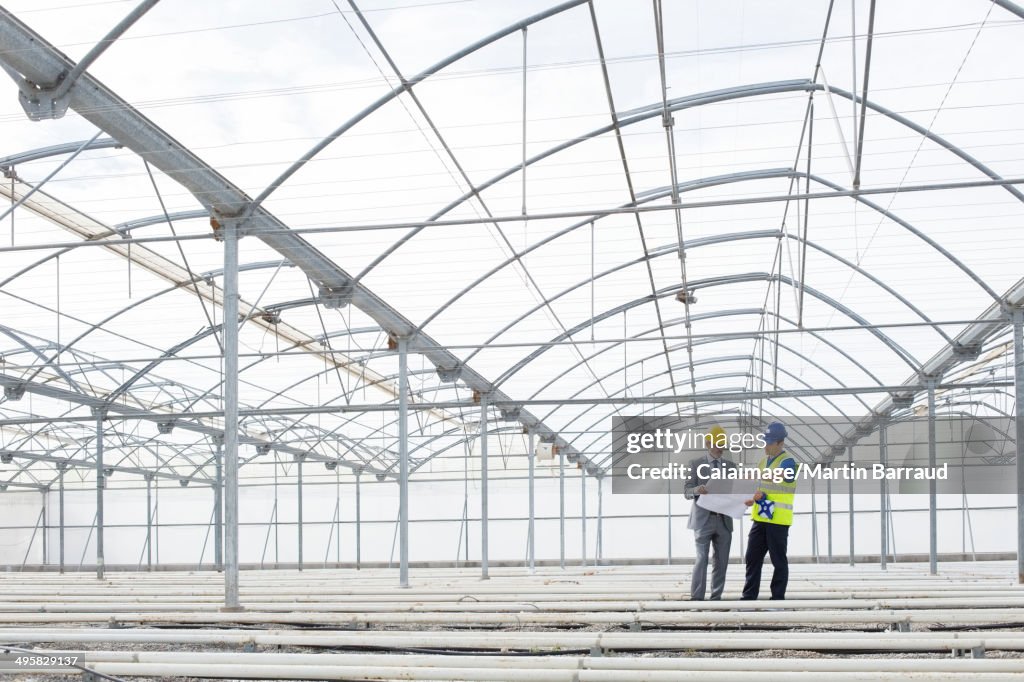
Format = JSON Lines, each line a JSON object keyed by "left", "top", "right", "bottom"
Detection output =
{"left": 683, "top": 454, "right": 737, "bottom": 532}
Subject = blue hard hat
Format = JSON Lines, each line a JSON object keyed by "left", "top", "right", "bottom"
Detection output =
{"left": 763, "top": 421, "right": 787, "bottom": 444}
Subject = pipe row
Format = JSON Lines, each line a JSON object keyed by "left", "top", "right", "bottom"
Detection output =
{"left": 4, "top": 627, "right": 1024, "bottom": 652}
{"left": 20, "top": 649, "right": 1020, "bottom": 672}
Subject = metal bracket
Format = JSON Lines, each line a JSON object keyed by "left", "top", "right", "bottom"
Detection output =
{"left": 952, "top": 343, "right": 982, "bottom": 361}
{"left": 156, "top": 420, "right": 176, "bottom": 434}
{"left": 210, "top": 215, "right": 251, "bottom": 242}
{"left": 17, "top": 77, "right": 71, "bottom": 121}
{"left": 324, "top": 460, "right": 338, "bottom": 471}
{"left": 890, "top": 393, "right": 914, "bottom": 409}
{"left": 3, "top": 384, "right": 25, "bottom": 401}
{"left": 436, "top": 365, "right": 462, "bottom": 384}
{"left": 259, "top": 310, "right": 281, "bottom": 325}
{"left": 500, "top": 406, "right": 521, "bottom": 422}
{"left": 0, "top": 452, "right": 12, "bottom": 464}
{"left": 319, "top": 284, "right": 354, "bottom": 309}
{"left": 255, "top": 444, "right": 272, "bottom": 457}
{"left": 293, "top": 452, "right": 307, "bottom": 463}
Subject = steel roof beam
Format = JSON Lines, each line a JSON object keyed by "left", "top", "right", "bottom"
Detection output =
{"left": 0, "top": 449, "right": 206, "bottom": 485}
{"left": 0, "top": 7, "right": 580, "bottom": 465}
{"left": 0, "top": 371, "right": 388, "bottom": 477}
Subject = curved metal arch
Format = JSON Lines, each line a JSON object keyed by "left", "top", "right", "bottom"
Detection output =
{"left": 104, "top": 324, "right": 223, "bottom": 405}
{"left": 561, "top": 357, "right": 853, "bottom": 466}
{"left": 116, "top": 209, "right": 208, "bottom": 234}
{"left": 412, "top": 169, "right": 786, "bottom": 333}
{"left": 485, "top": 265, "right": 921, "bottom": 393}
{"left": 427, "top": 224, "right": 955, "bottom": 369}
{"left": 0, "top": 136, "right": 121, "bottom": 168}
{"left": 0, "top": 325, "right": 84, "bottom": 394}
{"left": 404, "top": 337, "right": 862, "bottom": 476}
{"left": 14, "top": 260, "right": 266, "bottom": 390}
{"left": 547, "top": 340, "right": 870, "bottom": 454}
{"left": 332, "top": 301, "right": 892, "bottom": 474}
{"left": 404, "top": 421, "right": 524, "bottom": 475}
{"left": 414, "top": 168, "right": 976, "bottom": 340}
{"left": 356, "top": 79, "right": 1014, "bottom": 293}
{"left": 248, "top": 0, "right": 590, "bottom": 211}
{"left": 581, "top": 388, "right": 824, "bottom": 469}
{"left": 529, "top": 310, "right": 882, "bottom": 421}
{"left": 400, "top": 384, "right": 824, "bottom": 478}
{"left": 4, "top": 413, "right": 214, "bottom": 488}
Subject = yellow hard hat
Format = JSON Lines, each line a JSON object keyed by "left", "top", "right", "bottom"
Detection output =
{"left": 708, "top": 424, "right": 726, "bottom": 448}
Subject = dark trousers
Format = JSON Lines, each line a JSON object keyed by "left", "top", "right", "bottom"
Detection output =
{"left": 742, "top": 520, "right": 790, "bottom": 600}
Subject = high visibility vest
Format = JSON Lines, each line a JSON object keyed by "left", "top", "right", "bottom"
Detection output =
{"left": 750, "top": 451, "right": 797, "bottom": 526}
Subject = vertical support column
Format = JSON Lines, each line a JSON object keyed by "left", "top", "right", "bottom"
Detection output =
{"left": 479, "top": 393, "right": 489, "bottom": 580}
{"left": 355, "top": 469, "right": 362, "bottom": 570}
{"left": 222, "top": 218, "right": 241, "bottom": 610}
{"left": 155, "top": 477, "right": 160, "bottom": 564}
{"left": 666, "top": 474, "right": 672, "bottom": 566}
{"left": 580, "top": 464, "right": 587, "bottom": 567}
{"left": 296, "top": 454, "right": 304, "bottom": 571}
{"left": 527, "top": 429, "right": 535, "bottom": 574}
{"left": 880, "top": 419, "right": 888, "bottom": 571}
{"left": 596, "top": 473, "right": 603, "bottom": 565}
{"left": 145, "top": 474, "right": 153, "bottom": 571}
{"left": 926, "top": 376, "right": 939, "bottom": 576}
{"left": 848, "top": 445, "right": 855, "bottom": 566}
{"left": 397, "top": 337, "right": 410, "bottom": 588}
{"left": 214, "top": 436, "right": 223, "bottom": 572}
{"left": 1011, "top": 308, "right": 1023, "bottom": 584}
{"left": 559, "top": 448, "right": 565, "bottom": 570}
{"left": 335, "top": 468, "right": 341, "bottom": 565}
{"left": 58, "top": 463, "right": 65, "bottom": 574}
{"left": 94, "top": 410, "right": 104, "bottom": 580}
{"left": 826, "top": 478, "right": 833, "bottom": 564}
{"left": 810, "top": 477, "right": 819, "bottom": 563}
{"left": 41, "top": 488, "right": 47, "bottom": 567}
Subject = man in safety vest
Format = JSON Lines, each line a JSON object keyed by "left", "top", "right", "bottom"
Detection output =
{"left": 742, "top": 421, "right": 797, "bottom": 600}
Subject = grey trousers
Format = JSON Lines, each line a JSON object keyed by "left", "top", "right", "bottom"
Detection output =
{"left": 691, "top": 513, "right": 732, "bottom": 600}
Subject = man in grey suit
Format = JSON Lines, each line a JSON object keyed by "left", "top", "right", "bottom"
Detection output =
{"left": 683, "top": 425, "right": 736, "bottom": 601}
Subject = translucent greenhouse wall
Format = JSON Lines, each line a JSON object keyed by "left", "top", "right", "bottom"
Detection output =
{"left": 2, "top": 482, "right": 1014, "bottom": 570}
